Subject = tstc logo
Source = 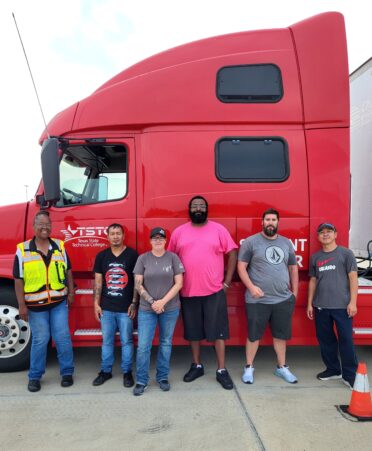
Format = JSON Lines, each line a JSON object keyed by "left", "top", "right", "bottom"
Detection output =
{"left": 61, "top": 225, "right": 108, "bottom": 242}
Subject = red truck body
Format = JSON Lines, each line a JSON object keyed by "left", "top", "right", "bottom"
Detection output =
{"left": 1, "top": 12, "right": 372, "bottom": 371}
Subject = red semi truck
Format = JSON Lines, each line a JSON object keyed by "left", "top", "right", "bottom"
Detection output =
{"left": 1, "top": 12, "right": 372, "bottom": 371}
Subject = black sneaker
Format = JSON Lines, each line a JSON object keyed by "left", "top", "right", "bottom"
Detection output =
{"left": 133, "top": 383, "right": 147, "bottom": 396}
{"left": 183, "top": 363, "right": 204, "bottom": 382}
{"left": 342, "top": 377, "right": 355, "bottom": 390}
{"left": 316, "top": 369, "right": 342, "bottom": 381}
{"left": 28, "top": 379, "right": 41, "bottom": 392}
{"left": 159, "top": 380, "right": 170, "bottom": 391}
{"left": 92, "top": 371, "right": 112, "bottom": 386}
{"left": 123, "top": 372, "right": 134, "bottom": 388}
{"left": 61, "top": 375, "right": 74, "bottom": 387}
{"left": 216, "top": 369, "right": 233, "bottom": 390}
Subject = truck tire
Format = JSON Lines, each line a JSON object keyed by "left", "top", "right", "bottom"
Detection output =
{"left": 0, "top": 285, "right": 31, "bottom": 372}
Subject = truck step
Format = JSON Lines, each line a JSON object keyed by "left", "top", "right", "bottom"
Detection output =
{"left": 74, "top": 329, "right": 138, "bottom": 336}
{"left": 353, "top": 328, "right": 372, "bottom": 335}
{"left": 75, "top": 289, "right": 94, "bottom": 295}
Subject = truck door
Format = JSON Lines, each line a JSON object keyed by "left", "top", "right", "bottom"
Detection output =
{"left": 27, "top": 138, "right": 136, "bottom": 339}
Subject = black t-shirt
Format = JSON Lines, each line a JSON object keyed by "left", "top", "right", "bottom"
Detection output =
{"left": 94, "top": 247, "right": 138, "bottom": 312}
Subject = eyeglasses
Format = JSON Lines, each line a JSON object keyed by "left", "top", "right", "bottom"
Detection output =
{"left": 34, "top": 223, "right": 52, "bottom": 229}
{"left": 151, "top": 236, "right": 165, "bottom": 241}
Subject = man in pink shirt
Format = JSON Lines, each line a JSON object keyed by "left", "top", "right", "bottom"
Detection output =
{"left": 168, "top": 196, "right": 237, "bottom": 389}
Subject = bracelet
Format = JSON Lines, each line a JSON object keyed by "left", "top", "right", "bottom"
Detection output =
{"left": 223, "top": 282, "right": 231, "bottom": 288}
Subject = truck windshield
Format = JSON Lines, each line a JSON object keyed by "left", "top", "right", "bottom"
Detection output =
{"left": 56, "top": 144, "right": 127, "bottom": 206}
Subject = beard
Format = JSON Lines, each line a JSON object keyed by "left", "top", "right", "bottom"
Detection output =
{"left": 189, "top": 210, "right": 208, "bottom": 224}
{"left": 263, "top": 225, "right": 278, "bottom": 237}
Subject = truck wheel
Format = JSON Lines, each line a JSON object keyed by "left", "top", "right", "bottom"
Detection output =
{"left": 0, "top": 286, "right": 31, "bottom": 372}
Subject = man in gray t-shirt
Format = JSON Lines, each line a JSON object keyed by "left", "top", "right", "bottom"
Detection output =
{"left": 240, "top": 233, "right": 297, "bottom": 304}
{"left": 237, "top": 208, "right": 298, "bottom": 385}
{"left": 307, "top": 222, "right": 358, "bottom": 388}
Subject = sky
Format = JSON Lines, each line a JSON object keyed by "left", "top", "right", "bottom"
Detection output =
{"left": 0, "top": 0, "right": 370, "bottom": 207}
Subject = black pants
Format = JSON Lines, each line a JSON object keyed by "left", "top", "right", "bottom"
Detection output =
{"left": 314, "top": 308, "right": 358, "bottom": 381}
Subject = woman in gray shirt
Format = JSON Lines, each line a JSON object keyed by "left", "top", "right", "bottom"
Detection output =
{"left": 133, "top": 227, "right": 184, "bottom": 396}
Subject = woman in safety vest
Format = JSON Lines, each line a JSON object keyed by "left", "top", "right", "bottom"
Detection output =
{"left": 13, "top": 210, "right": 75, "bottom": 392}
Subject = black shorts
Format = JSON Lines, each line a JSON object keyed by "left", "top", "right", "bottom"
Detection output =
{"left": 245, "top": 295, "right": 295, "bottom": 342}
{"left": 181, "top": 289, "right": 230, "bottom": 341}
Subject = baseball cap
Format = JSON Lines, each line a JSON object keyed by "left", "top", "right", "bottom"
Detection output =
{"left": 317, "top": 222, "right": 337, "bottom": 233}
{"left": 150, "top": 227, "right": 166, "bottom": 239}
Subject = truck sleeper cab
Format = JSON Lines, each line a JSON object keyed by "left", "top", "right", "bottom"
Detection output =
{"left": 1, "top": 12, "right": 372, "bottom": 373}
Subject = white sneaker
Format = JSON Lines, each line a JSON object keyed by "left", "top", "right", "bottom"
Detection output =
{"left": 242, "top": 365, "right": 254, "bottom": 384}
{"left": 274, "top": 365, "right": 298, "bottom": 384}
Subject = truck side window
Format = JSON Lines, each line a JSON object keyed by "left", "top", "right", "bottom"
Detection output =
{"left": 216, "top": 64, "right": 283, "bottom": 103}
{"left": 56, "top": 144, "right": 127, "bottom": 206}
{"left": 215, "top": 138, "right": 289, "bottom": 182}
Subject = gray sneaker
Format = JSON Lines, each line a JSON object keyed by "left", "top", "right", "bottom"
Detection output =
{"left": 242, "top": 365, "right": 254, "bottom": 384}
{"left": 158, "top": 380, "right": 170, "bottom": 391}
{"left": 133, "top": 383, "right": 147, "bottom": 396}
{"left": 274, "top": 365, "right": 298, "bottom": 384}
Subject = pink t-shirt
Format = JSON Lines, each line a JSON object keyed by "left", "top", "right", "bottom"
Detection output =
{"left": 167, "top": 220, "right": 237, "bottom": 297}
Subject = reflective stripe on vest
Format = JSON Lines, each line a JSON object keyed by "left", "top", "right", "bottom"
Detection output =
{"left": 24, "top": 287, "right": 68, "bottom": 303}
{"left": 17, "top": 239, "right": 68, "bottom": 307}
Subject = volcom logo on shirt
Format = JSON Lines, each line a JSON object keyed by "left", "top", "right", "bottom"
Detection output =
{"left": 265, "top": 246, "right": 285, "bottom": 265}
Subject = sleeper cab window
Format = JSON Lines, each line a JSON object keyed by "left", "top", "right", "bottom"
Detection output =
{"left": 215, "top": 138, "right": 289, "bottom": 183}
{"left": 216, "top": 64, "right": 283, "bottom": 103}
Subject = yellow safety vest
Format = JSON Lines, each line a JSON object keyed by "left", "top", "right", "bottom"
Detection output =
{"left": 17, "top": 238, "right": 68, "bottom": 307}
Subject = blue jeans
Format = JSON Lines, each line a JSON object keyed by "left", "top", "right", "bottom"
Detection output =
{"left": 136, "top": 308, "right": 179, "bottom": 385}
{"left": 314, "top": 308, "right": 358, "bottom": 380}
{"left": 101, "top": 310, "right": 133, "bottom": 373}
{"left": 28, "top": 300, "right": 74, "bottom": 380}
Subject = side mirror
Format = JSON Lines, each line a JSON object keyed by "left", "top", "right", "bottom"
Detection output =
{"left": 41, "top": 138, "right": 60, "bottom": 203}
{"left": 36, "top": 194, "right": 47, "bottom": 207}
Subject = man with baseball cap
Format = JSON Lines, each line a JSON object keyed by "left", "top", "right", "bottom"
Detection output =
{"left": 307, "top": 222, "right": 358, "bottom": 389}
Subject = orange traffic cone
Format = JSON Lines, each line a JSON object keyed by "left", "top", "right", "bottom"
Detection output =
{"left": 343, "top": 362, "right": 372, "bottom": 421}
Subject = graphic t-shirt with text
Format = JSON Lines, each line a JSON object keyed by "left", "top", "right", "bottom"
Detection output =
{"left": 309, "top": 246, "right": 357, "bottom": 309}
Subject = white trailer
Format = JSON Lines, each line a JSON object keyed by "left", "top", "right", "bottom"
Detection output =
{"left": 350, "top": 58, "right": 372, "bottom": 262}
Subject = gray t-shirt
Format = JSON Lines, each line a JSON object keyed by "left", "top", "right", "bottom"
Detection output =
{"left": 133, "top": 251, "right": 184, "bottom": 312}
{"left": 238, "top": 233, "right": 297, "bottom": 304}
{"left": 308, "top": 246, "right": 357, "bottom": 309}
